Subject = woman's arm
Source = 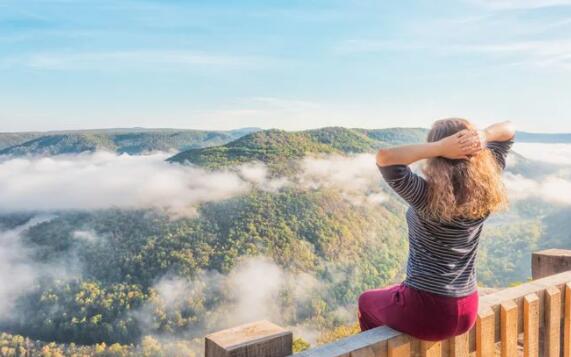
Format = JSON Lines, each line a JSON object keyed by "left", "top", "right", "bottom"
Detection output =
{"left": 481, "top": 121, "right": 515, "bottom": 143}
{"left": 376, "top": 130, "right": 480, "bottom": 167}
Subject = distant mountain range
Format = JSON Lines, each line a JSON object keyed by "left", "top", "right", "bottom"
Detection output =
{"left": 0, "top": 128, "right": 260, "bottom": 156}
{"left": 515, "top": 131, "right": 571, "bottom": 143}
{"left": 0, "top": 127, "right": 568, "bottom": 160}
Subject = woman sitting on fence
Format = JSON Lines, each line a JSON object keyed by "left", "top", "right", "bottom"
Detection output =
{"left": 358, "top": 118, "right": 515, "bottom": 341}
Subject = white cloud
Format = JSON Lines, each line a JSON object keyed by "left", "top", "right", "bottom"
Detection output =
{"left": 297, "top": 154, "right": 387, "bottom": 205}
{"left": 223, "top": 257, "right": 285, "bottom": 325}
{"left": 0, "top": 215, "right": 78, "bottom": 319}
{"left": 513, "top": 142, "right": 571, "bottom": 165}
{"left": 0, "top": 151, "right": 393, "bottom": 217}
{"left": 144, "top": 256, "right": 324, "bottom": 335}
{"left": 457, "top": 40, "right": 571, "bottom": 69}
{"left": 72, "top": 230, "right": 101, "bottom": 243}
{"left": 0, "top": 152, "right": 284, "bottom": 216}
{"left": 337, "top": 37, "right": 571, "bottom": 70}
{"left": 238, "top": 163, "right": 288, "bottom": 192}
{"left": 0, "top": 50, "right": 271, "bottom": 71}
{"left": 504, "top": 172, "right": 571, "bottom": 205}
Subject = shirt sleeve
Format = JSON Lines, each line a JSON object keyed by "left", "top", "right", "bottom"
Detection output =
{"left": 486, "top": 140, "right": 514, "bottom": 170}
{"left": 378, "top": 164, "right": 428, "bottom": 210}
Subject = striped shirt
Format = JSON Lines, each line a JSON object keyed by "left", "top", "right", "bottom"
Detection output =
{"left": 379, "top": 140, "right": 513, "bottom": 297}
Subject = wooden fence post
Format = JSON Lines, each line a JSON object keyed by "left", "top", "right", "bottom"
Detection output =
{"left": 205, "top": 320, "right": 292, "bottom": 357}
{"left": 532, "top": 249, "right": 571, "bottom": 280}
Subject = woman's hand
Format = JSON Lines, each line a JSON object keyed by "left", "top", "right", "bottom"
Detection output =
{"left": 438, "top": 129, "right": 484, "bottom": 160}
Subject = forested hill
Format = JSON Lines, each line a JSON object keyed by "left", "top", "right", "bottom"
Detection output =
{"left": 167, "top": 127, "right": 428, "bottom": 169}
{"left": 0, "top": 128, "right": 259, "bottom": 155}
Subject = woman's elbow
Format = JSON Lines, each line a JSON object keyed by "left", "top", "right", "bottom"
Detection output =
{"left": 505, "top": 121, "right": 516, "bottom": 140}
{"left": 376, "top": 149, "right": 392, "bottom": 167}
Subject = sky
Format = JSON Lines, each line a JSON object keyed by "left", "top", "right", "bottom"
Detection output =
{"left": 0, "top": 0, "right": 570, "bottom": 133}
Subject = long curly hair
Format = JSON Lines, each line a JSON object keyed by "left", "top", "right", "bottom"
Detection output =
{"left": 423, "top": 118, "right": 508, "bottom": 221}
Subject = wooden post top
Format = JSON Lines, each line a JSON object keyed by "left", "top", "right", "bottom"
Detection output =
{"left": 534, "top": 249, "right": 571, "bottom": 257}
{"left": 206, "top": 320, "right": 291, "bottom": 351}
{"left": 532, "top": 249, "right": 571, "bottom": 280}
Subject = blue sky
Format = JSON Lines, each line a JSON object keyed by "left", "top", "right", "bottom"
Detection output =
{"left": 1, "top": 0, "right": 571, "bottom": 132}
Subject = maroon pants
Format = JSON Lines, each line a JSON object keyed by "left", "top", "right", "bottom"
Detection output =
{"left": 358, "top": 283, "right": 478, "bottom": 341}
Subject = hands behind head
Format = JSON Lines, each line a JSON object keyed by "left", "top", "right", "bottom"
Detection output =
{"left": 438, "top": 129, "right": 486, "bottom": 160}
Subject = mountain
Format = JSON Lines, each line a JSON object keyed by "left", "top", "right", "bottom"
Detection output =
{"left": 167, "top": 127, "right": 426, "bottom": 170}
{"left": 0, "top": 128, "right": 260, "bottom": 156}
{"left": 0, "top": 134, "right": 117, "bottom": 156}
{"left": 168, "top": 129, "right": 338, "bottom": 170}
{"left": 0, "top": 133, "right": 44, "bottom": 150}
{"left": 515, "top": 131, "right": 571, "bottom": 143}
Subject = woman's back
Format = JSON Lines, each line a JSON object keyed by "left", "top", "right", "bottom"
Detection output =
{"left": 378, "top": 138, "right": 512, "bottom": 297}
{"left": 358, "top": 119, "right": 515, "bottom": 341}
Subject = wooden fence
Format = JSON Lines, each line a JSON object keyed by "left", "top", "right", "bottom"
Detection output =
{"left": 205, "top": 249, "right": 571, "bottom": 357}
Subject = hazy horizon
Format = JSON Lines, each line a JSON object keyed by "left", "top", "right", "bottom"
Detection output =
{"left": 1, "top": 125, "right": 570, "bottom": 135}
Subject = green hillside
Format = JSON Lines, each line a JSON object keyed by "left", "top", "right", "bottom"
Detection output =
{"left": 305, "top": 127, "right": 381, "bottom": 152}
{"left": 167, "top": 127, "right": 427, "bottom": 171}
{"left": 168, "top": 129, "right": 338, "bottom": 171}
{"left": 1, "top": 189, "right": 407, "bottom": 347}
{"left": 0, "top": 128, "right": 259, "bottom": 156}
{"left": 355, "top": 127, "right": 429, "bottom": 146}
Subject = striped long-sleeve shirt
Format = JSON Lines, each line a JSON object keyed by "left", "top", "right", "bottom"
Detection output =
{"left": 379, "top": 140, "right": 513, "bottom": 297}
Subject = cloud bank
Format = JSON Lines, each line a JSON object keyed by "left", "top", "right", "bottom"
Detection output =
{"left": 506, "top": 143, "right": 571, "bottom": 205}
{"left": 0, "top": 152, "right": 282, "bottom": 216}
{"left": 512, "top": 143, "right": 571, "bottom": 165}
{"left": 297, "top": 154, "right": 387, "bottom": 205}
{"left": 0, "top": 151, "right": 391, "bottom": 217}
{"left": 504, "top": 173, "right": 571, "bottom": 205}
{"left": 140, "top": 256, "right": 326, "bottom": 345}
{"left": 0, "top": 215, "right": 77, "bottom": 319}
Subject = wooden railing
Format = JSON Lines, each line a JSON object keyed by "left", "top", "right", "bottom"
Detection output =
{"left": 205, "top": 249, "right": 571, "bottom": 357}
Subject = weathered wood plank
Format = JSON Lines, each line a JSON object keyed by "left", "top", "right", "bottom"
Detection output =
{"left": 205, "top": 320, "right": 292, "bottom": 357}
{"left": 448, "top": 333, "right": 468, "bottom": 357}
{"left": 388, "top": 335, "right": 410, "bottom": 357}
{"left": 294, "top": 327, "right": 400, "bottom": 357}
{"left": 476, "top": 308, "right": 495, "bottom": 357}
{"left": 500, "top": 300, "right": 518, "bottom": 357}
{"left": 524, "top": 293, "right": 539, "bottom": 357}
{"left": 565, "top": 282, "right": 571, "bottom": 357}
{"left": 420, "top": 340, "right": 441, "bottom": 357}
{"left": 545, "top": 286, "right": 562, "bottom": 357}
{"left": 480, "top": 271, "right": 571, "bottom": 308}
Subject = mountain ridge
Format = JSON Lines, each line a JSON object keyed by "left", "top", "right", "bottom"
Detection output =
{"left": 2, "top": 127, "right": 570, "bottom": 157}
{"left": 0, "top": 128, "right": 261, "bottom": 155}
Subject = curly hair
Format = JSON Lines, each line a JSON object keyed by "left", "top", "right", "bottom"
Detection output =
{"left": 422, "top": 118, "right": 508, "bottom": 221}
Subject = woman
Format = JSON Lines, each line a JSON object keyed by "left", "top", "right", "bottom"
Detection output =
{"left": 358, "top": 118, "right": 515, "bottom": 341}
